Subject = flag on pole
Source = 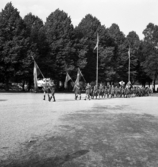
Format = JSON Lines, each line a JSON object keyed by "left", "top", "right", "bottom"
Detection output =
{"left": 33, "top": 61, "right": 40, "bottom": 90}
{"left": 94, "top": 33, "right": 99, "bottom": 50}
{"left": 64, "top": 72, "right": 71, "bottom": 88}
{"left": 128, "top": 47, "right": 130, "bottom": 59}
{"left": 75, "top": 68, "right": 83, "bottom": 85}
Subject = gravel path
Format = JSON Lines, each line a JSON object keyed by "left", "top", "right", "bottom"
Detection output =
{"left": 0, "top": 93, "right": 158, "bottom": 160}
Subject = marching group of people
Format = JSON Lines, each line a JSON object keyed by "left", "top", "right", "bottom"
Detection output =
{"left": 74, "top": 83, "right": 152, "bottom": 101}
{"left": 40, "top": 78, "right": 152, "bottom": 102}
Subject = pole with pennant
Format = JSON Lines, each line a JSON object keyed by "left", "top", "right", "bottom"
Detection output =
{"left": 78, "top": 68, "right": 86, "bottom": 83}
{"left": 74, "top": 68, "right": 86, "bottom": 86}
{"left": 32, "top": 56, "right": 45, "bottom": 79}
{"left": 32, "top": 56, "right": 45, "bottom": 91}
{"left": 94, "top": 33, "right": 99, "bottom": 86}
{"left": 64, "top": 72, "right": 74, "bottom": 88}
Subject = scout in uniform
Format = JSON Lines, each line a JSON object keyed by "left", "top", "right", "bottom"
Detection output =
{"left": 84, "top": 83, "right": 92, "bottom": 100}
{"left": 73, "top": 83, "right": 81, "bottom": 100}
{"left": 49, "top": 79, "right": 56, "bottom": 102}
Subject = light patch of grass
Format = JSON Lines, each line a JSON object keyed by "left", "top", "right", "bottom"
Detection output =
{"left": 1, "top": 108, "right": 158, "bottom": 167}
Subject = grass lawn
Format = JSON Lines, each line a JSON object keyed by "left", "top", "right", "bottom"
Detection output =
{"left": 1, "top": 106, "right": 158, "bottom": 167}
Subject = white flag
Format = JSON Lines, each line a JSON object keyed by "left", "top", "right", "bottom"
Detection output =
{"left": 94, "top": 33, "right": 99, "bottom": 50}
{"left": 128, "top": 47, "right": 130, "bottom": 59}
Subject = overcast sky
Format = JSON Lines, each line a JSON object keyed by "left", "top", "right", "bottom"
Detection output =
{"left": 1, "top": 0, "right": 157, "bottom": 39}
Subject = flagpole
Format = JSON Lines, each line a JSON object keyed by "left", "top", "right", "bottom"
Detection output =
{"left": 96, "top": 44, "right": 98, "bottom": 87}
{"left": 128, "top": 47, "right": 130, "bottom": 83}
{"left": 127, "top": 39, "right": 131, "bottom": 84}
{"left": 95, "top": 33, "right": 99, "bottom": 87}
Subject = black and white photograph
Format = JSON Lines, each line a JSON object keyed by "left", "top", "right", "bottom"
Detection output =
{"left": 0, "top": 0, "right": 158, "bottom": 166}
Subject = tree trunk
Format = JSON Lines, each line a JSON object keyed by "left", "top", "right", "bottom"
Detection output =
{"left": 142, "top": 82, "right": 145, "bottom": 88}
{"left": 148, "top": 82, "right": 151, "bottom": 87}
{"left": 5, "top": 76, "right": 9, "bottom": 91}
{"left": 28, "top": 79, "right": 32, "bottom": 92}
{"left": 153, "top": 79, "right": 156, "bottom": 92}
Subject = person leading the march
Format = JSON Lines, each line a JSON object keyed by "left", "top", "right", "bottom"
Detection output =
{"left": 84, "top": 83, "right": 92, "bottom": 100}
{"left": 48, "top": 79, "right": 56, "bottom": 102}
{"left": 42, "top": 78, "right": 49, "bottom": 100}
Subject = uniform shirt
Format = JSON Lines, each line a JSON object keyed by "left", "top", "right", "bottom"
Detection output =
{"left": 85, "top": 85, "right": 91, "bottom": 94}
{"left": 73, "top": 85, "right": 80, "bottom": 91}
{"left": 86, "top": 85, "right": 91, "bottom": 90}
{"left": 94, "top": 85, "right": 98, "bottom": 91}
{"left": 99, "top": 85, "right": 103, "bottom": 90}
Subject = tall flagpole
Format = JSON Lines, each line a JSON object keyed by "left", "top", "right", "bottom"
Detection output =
{"left": 96, "top": 44, "right": 98, "bottom": 87}
{"left": 95, "top": 33, "right": 99, "bottom": 87}
{"left": 128, "top": 47, "right": 130, "bottom": 83}
{"left": 94, "top": 33, "right": 99, "bottom": 86}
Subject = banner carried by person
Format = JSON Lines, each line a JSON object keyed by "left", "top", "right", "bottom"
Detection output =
{"left": 64, "top": 72, "right": 72, "bottom": 88}
{"left": 32, "top": 56, "right": 45, "bottom": 90}
{"left": 75, "top": 68, "right": 86, "bottom": 86}
{"left": 127, "top": 81, "right": 131, "bottom": 85}
{"left": 33, "top": 61, "right": 41, "bottom": 90}
{"left": 75, "top": 68, "right": 84, "bottom": 85}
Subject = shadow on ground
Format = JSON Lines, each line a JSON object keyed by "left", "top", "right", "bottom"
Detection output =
{"left": 0, "top": 99, "right": 7, "bottom": 101}
{"left": 1, "top": 105, "right": 158, "bottom": 167}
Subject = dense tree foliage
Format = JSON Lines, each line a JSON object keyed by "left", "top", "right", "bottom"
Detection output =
{"left": 0, "top": 3, "right": 29, "bottom": 90}
{"left": 23, "top": 13, "right": 49, "bottom": 89}
{"left": 107, "top": 24, "right": 126, "bottom": 83}
{"left": 75, "top": 14, "right": 103, "bottom": 82}
{"left": 45, "top": 9, "right": 76, "bottom": 81}
{"left": 126, "top": 31, "right": 140, "bottom": 83}
{"left": 141, "top": 23, "right": 158, "bottom": 90}
{"left": 0, "top": 2, "right": 158, "bottom": 91}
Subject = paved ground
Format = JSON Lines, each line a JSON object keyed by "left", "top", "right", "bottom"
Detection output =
{"left": 0, "top": 93, "right": 158, "bottom": 166}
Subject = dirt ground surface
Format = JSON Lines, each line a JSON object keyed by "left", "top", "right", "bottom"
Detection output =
{"left": 1, "top": 93, "right": 158, "bottom": 167}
